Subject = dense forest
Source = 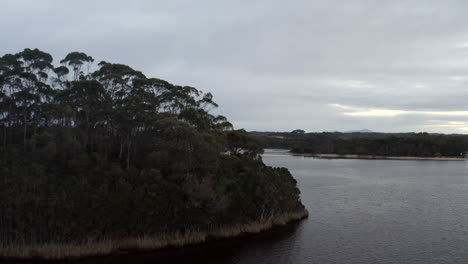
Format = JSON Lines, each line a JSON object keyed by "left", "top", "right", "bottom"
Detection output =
{"left": 251, "top": 131, "right": 468, "bottom": 157}
{"left": 0, "top": 49, "right": 305, "bottom": 253}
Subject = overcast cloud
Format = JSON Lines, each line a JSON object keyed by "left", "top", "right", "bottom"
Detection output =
{"left": 2, "top": 0, "right": 468, "bottom": 133}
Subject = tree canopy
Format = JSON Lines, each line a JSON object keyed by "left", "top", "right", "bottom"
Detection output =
{"left": 0, "top": 49, "right": 305, "bottom": 245}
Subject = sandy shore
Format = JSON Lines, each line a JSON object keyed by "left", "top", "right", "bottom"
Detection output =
{"left": 264, "top": 151, "right": 468, "bottom": 161}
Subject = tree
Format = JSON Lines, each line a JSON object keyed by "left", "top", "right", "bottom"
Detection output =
{"left": 60, "top": 52, "right": 94, "bottom": 80}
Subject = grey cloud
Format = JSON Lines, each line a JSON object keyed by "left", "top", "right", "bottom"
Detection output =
{"left": 2, "top": 0, "right": 468, "bottom": 133}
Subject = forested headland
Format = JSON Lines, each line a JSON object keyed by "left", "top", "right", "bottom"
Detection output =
{"left": 0, "top": 49, "right": 307, "bottom": 260}
{"left": 251, "top": 131, "right": 468, "bottom": 157}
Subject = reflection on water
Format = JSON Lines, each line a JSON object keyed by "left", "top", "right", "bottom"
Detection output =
{"left": 31, "top": 154, "right": 468, "bottom": 263}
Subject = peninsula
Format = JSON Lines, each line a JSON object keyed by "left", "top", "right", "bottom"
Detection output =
{"left": 0, "top": 49, "right": 307, "bottom": 260}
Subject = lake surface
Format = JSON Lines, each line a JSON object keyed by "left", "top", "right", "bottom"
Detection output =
{"left": 80, "top": 153, "right": 468, "bottom": 264}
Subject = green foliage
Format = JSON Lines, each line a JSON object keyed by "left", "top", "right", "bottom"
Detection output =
{"left": 0, "top": 49, "right": 304, "bottom": 245}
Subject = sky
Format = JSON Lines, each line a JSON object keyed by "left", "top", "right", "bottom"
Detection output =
{"left": 2, "top": 0, "right": 468, "bottom": 133}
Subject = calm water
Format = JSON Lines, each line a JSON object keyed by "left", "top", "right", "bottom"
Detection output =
{"left": 80, "top": 154, "right": 468, "bottom": 264}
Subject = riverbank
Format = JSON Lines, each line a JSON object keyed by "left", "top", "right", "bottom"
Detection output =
{"left": 0, "top": 209, "right": 308, "bottom": 261}
{"left": 265, "top": 151, "right": 468, "bottom": 161}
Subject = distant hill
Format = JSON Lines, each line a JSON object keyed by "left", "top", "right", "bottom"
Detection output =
{"left": 344, "top": 129, "right": 376, "bottom": 133}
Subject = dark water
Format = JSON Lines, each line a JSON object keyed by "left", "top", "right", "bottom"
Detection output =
{"left": 80, "top": 154, "right": 468, "bottom": 263}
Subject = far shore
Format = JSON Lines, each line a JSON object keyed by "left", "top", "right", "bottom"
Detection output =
{"left": 264, "top": 151, "right": 468, "bottom": 161}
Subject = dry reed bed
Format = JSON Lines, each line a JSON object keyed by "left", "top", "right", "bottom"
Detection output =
{"left": 0, "top": 209, "right": 308, "bottom": 261}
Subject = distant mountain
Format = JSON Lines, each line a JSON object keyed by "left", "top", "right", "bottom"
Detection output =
{"left": 345, "top": 129, "right": 376, "bottom": 133}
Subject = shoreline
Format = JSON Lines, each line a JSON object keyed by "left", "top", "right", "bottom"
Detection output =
{"left": 264, "top": 151, "right": 468, "bottom": 161}
{"left": 0, "top": 209, "right": 308, "bottom": 261}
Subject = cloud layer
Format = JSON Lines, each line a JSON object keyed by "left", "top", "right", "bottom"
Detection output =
{"left": 2, "top": 0, "right": 468, "bottom": 133}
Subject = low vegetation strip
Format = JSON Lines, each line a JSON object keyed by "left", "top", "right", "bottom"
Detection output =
{"left": 265, "top": 151, "right": 468, "bottom": 161}
{"left": 253, "top": 131, "right": 468, "bottom": 158}
{"left": 0, "top": 210, "right": 308, "bottom": 261}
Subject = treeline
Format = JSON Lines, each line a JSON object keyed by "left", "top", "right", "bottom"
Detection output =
{"left": 251, "top": 131, "right": 468, "bottom": 157}
{"left": 0, "top": 49, "right": 305, "bottom": 245}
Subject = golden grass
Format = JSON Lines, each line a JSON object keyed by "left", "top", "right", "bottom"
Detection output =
{"left": 0, "top": 209, "right": 308, "bottom": 261}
